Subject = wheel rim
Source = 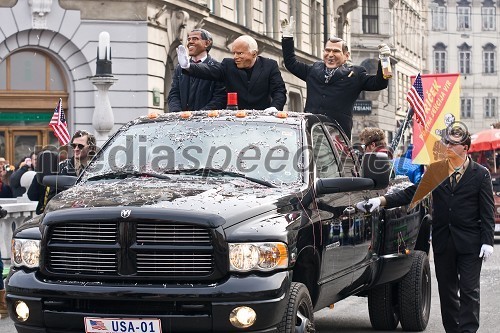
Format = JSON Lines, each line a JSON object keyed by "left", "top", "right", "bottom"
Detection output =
{"left": 296, "top": 302, "right": 315, "bottom": 333}
{"left": 420, "top": 264, "right": 431, "bottom": 319}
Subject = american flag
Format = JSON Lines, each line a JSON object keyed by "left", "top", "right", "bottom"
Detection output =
{"left": 49, "top": 98, "right": 71, "bottom": 145}
{"left": 89, "top": 320, "right": 108, "bottom": 331}
{"left": 406, "top": 73, "right": 426, "bottom": 128}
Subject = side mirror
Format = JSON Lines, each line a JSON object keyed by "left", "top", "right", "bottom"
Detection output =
{"left": 361, "top": 152, "right": 391, "bottom": 190}
{"left": 42, "top": 175, "right": 78, "bottom": 191}
{"left": 315, "top": 177, "right": 375, "bottom": 195}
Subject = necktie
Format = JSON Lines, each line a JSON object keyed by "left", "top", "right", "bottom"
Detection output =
{"left": 451, "top": 172, "right": 459, "bottom": 189}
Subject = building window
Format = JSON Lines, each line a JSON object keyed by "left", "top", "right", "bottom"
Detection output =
{"left": 398, "top": 72, "right": 410, "bottom": 113}
{"left": 485, "top": 97, "right": 497, "bottom": 118}
{"left": 265, "top": 0, "right": 278, "bottom": 39}
{"left": 0, "top": 50, "right": 66, "bottom": 92}
{"left": 458, "top": 43, "right": 472, "bottom": 74}
{"left": 457, "top": 6, "right": 471, "bottom": 30}
{"left": 459, "top": 52, "right": 471, "bottom": 74}
{"left": 434, "top": 51, "right": 447, "bottom": 73}
{"left": 289, "top": 1, "right": 302, "bottom": 45}
{"left": 209, "top": 0, "right": 220, "bottom": 16}
{"left": 0, "top": 50, "right": 67, "bottom": 163}
{"left": 461, "top": 98, "right": 472, "bottom": 118}
{"left": 236, "top": 0, "right": 252, "bottom": 28}
{"left": 483, "top": 43, "right": 496, "bottom": 74}
{"left": 431, "top": 5, "right": 447, "bottom": 31}
{"left": 433, "top": 42, "right": 447, "bottom": 73}
{"left": 288, "top": 92, "right": 303, "bottom": 113}
{"left": 482, "top": 6, "right": 496, "bottom": 31}
{"left": 362, "top": 0, "right": 379, "bottom": 34}
{"left": 310, "top": 0, "right": 322, "bottom": 56}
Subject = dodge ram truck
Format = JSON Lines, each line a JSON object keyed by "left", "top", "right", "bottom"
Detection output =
{"left": 6, "top": 110, "right": 431, "bottom": 333}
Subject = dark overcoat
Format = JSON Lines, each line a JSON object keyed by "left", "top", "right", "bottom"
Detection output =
{"left": 185, "top": 56, "right": 287, "bottom": 110}
{"left": 282, "top": 37, "right": 388, "bottom": 138}
{"left": 385, "top": 159, "right": 495, "bottom": 254}
{"left": 167, "top": 55, "right": 226, "bottom": 112}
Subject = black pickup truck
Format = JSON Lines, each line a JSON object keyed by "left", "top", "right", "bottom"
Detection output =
{"left": 6, "top": 110, "right": 431, "bottom": 333}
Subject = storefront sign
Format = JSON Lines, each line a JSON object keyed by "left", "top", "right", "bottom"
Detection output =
{"left": 353, "top": 100, "right": 372, "bottom": 114}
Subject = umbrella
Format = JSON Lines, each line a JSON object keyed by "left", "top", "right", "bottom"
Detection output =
{"left": 469, "top": 128, "right": 500, "bottom": 153}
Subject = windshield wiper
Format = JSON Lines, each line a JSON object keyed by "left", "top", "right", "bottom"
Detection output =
{"left": 170, "top": 167, "right": 276, "bottom": 188}
{"left": 86, "top": 170, "right": 171, "bottom": 181}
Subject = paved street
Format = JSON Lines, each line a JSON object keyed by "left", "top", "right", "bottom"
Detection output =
{"left": 315, "top": 236, "right": 500, "bottom": 333}
{"left": 1, "top": 237, "right": 499, "bottom": 332}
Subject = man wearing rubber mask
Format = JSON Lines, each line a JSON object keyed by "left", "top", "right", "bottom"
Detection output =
{"left": 280, "top": 16, "right": 390, "bottom": 138}
{"left": 167, "top": 29, "right": 226, "bottom": 112}
{"left": 357, "top": 125, "right": 494, "bottom": 333}
{"left": 176, "top": 34, "right": 286, "bottom": 111}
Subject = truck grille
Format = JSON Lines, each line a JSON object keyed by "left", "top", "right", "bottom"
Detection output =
{"left": 49, "top": 249, "right": 117, "bottom": 273}
{"left": 136, "top": 223, "right": 211, "bottom": 244}
{"left": 51, "top": 222, "right": 117, "bottom": 243}
{"left": 45, "top": 221, "right": 216, "bottom": 280}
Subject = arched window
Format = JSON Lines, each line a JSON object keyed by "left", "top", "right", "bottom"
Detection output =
{"left": 482, "top": 43, "right": 496, "bottom": 74}
{"left": 288, "top": 91, "right": 303, "bottom": 113}
{"left": 0, "top": 50, "right": 68, "bottom": 164}
{"left": 458, "top": 42, "right": 472, "bottom": 74}
{"left": 433, "top": 42, "right": 447, "bottom": 73}
{"left": 358, "top": 59, "right": 379, "bottom": 100}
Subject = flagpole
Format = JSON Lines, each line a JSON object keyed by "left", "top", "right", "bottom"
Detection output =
{"left": 390, "top": 107, "right": 414, "bottom": 154}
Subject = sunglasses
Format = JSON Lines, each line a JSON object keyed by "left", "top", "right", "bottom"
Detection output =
{"left": 71, "top": 143, "right": 87, "bottom": 150}
{"left": 442, "top": 139, "right": 462, "bottom": 146}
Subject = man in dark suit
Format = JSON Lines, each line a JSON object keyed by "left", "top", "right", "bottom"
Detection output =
{"left": 167, "top": 29, "right": 226, "bottom": 111}
{"left": 357, "top": 127, "right": 495, "bottom": 333}
{"left": 176, "top": 34, "right": 286, "bottom": 111}
{"left": 280, "top": 17, "right": 389, "bottom": 138}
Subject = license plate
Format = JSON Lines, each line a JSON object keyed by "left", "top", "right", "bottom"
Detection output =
{"left": 495, "top": 224, "right": 500, "bottom": 232}
{"left": 85, "top": 317, "right": 162, "bottom": 333}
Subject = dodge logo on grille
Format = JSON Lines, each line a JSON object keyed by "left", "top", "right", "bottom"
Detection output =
{"left": 121, "top": 209, "right": 131, "bottom": 218}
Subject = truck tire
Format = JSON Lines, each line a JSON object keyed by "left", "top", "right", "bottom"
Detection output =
{"left": 398, "top": 250, "right": 431, "bottom": 331}
{"left": 278, "top": 282, "right": 315, "bottom": 333}
{"left": 368, "top": 283, "right": 400, "bottom": 330}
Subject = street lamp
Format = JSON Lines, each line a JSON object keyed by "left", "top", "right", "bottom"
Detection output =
{"left": 90, "top": 31, "right": 117, "bottom": 146}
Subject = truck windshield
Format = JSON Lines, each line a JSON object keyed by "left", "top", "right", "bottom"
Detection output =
{"left": 83, "top": 119, "right": 302, "bottom": 185}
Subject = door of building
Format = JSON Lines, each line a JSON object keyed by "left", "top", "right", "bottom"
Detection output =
{"left": 0, "top": 125, "right": 58, "bottom": 166}
{"left": 0, "top": 50, "right": 68, "bottom": 166}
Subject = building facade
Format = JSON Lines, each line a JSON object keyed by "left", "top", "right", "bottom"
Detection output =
{"left": 428, "top": 0, "right": 500, "bottom": 134}
{"left": 0, "top": 0, "right": 318, "bottom": 163}
{"left": 0, "top": 0, "right": 157, "bottom": 162}
{"left": 347, "top": 0, "right": 427, "bottom": 145}
{"left": 0, "top": 0, "right": 425, "bottom": 164}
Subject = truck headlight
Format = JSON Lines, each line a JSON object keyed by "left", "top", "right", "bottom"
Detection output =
{"left": 229, "top": 242, "right": 288, "bottom": 272}
{"left": 11, "top": 239, "right": 40, "bottom": 268}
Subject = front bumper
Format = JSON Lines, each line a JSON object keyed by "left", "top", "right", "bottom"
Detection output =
{"left": 6, "top": 269, "right": 290, "bottom": 333}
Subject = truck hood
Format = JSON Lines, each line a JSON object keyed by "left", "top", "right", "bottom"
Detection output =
{"left": 44, "top": 177, "right": 300, "bottom": 227}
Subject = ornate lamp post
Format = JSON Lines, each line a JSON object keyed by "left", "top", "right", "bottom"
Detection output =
{"left": 90, "top": 31, "right": 117, "bottom": 146}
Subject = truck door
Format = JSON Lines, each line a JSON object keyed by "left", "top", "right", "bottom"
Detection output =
{"left": 311, "top": 124, "right": 356, "bottom": 293}
{"left": 324, "top": 124, "right": 378, "bottom": 290}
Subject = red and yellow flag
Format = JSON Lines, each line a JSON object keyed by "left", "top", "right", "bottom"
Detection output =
{"left": 412, "top": 73, "right": 461, "bottom": 165}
